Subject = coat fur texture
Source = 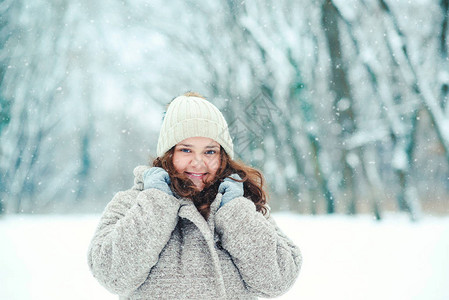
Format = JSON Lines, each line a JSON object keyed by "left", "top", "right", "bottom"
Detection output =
{"left": 88, "top": 166, "right": 301, "bottom": 299}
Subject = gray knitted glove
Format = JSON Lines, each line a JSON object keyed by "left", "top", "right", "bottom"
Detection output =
{"left": 143, "top": 167, "right": 173, "bottom": 196}
{"left": 218, "top": 174, "right": 244, "bottom": 207}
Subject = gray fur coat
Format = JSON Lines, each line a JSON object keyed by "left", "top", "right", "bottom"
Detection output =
{"left": 88, "top": 166, "right": 301, "bottom": 299}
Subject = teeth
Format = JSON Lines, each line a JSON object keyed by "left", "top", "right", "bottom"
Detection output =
{"left": 188, "top": 173, "right": 204, "bottom": 177}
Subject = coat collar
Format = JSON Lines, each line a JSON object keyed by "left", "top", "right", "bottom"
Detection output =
{"left": 177, "top": 193, "right": 223, "bottom": 241}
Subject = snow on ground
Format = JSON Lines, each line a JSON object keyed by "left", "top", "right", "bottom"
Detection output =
{"left": 1, "top": 213, "right": 449, "bottom": 300}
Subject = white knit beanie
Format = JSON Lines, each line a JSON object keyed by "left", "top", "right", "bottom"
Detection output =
{"left": 156, "top": 94, "right": 234, "bottom": 159}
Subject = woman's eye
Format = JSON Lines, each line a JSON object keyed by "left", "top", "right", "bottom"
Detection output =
{"left": 180, "top": 148, "right": 191, "bottom": 153}
{"left": 205, "top": 150, "right": 216, "bottom": 155}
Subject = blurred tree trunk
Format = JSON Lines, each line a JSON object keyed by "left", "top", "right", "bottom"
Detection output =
{"left": 440, "top": 0, "right": 449, "bottom": 112}
{"left": 0, "top": 66, "right": 9, "bottom": 214}
{"left": 322, "top": 0, "right": 356, "bottom": 214}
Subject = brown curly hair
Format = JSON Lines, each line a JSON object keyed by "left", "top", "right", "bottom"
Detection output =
{"left": 152, "top": 147, "right": 268, "bottom": 219}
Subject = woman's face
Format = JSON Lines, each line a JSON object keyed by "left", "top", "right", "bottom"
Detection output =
{"left": 172, "top": 137, "right": 221, "bottom": 191}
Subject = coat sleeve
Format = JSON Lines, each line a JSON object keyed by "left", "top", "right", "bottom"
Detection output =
{"left": 214, "top": 197, "right": 302, "bottom": 298}
{"left": 87, "top": 188, "right": 181, "bottom": 296}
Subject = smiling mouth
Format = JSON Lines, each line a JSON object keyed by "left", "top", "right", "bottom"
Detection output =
{"left": 185, "top": 172, "right": 207, "bottom": 178}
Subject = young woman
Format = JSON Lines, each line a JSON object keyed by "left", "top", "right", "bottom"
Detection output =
{"left": 88, "top": 92, "right": 301, "bottom": 299}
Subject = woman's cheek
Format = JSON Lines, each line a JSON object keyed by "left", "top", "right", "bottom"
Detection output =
{"left": 208, "top": 156, "right": 219, "bottom": 169}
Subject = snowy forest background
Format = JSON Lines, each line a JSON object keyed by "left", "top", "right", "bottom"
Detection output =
{"left": 1, "top": 0, "right": 449, "bottom": 220}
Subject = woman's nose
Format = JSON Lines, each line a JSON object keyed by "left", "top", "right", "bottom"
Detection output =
{"left": 191, "top": 154, "right": 205, "bottom": 167}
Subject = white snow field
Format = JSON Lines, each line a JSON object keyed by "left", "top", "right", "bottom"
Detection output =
{"left": 1, "top": 213, "right": 448, "bottom": 300}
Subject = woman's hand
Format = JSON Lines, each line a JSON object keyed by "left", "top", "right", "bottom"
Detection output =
{"left": 143, "top": 167, "right": 173, "bottom": 196}
{"left": 218, "top": 174, "right": 244, "bottom": 207}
